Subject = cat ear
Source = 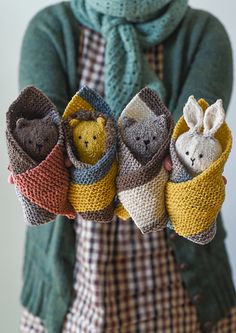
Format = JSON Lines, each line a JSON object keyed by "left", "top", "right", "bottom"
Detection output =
{"left": 154, "top": 114, "right": 166, "bottom": 126}
{"left": 96, "top": 117, "right": 106, "bottom": 128}
{"left": 183, "top": 95, "right": 204, "bottom": 133}
{"left": 203, "top": 99, "right": 225, "bottom": 137}
{"left": 69, "top": 119, "right": 80, "bottom": 128}
{"left": 122, "top": 117, "right": 136, "bottom": 129}
{"left": 16, "top": 118, "right": 29, "bottom": 129}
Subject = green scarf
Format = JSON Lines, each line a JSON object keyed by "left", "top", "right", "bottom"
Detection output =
{"left": 71, "top": 0, "right": 188, "bottom": 118}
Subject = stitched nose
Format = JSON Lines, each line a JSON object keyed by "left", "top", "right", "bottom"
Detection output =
{"left": 84, "top": 141, "right": 89, "bottom": 147}
{"left": 36, "top": 143, "right": 43, "bottom": 150}
{"left": 191, "top": 158, "right": 195, "bottom": 165}
{"left": 144, "top": 140, "right": 150, "bottom": 145}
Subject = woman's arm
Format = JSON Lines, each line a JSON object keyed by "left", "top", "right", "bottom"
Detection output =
{"left": 19, "top": 3, "right": 79, "bottom": 114}
{"left": 175, "top": 13, "right": 233, "bottom": 117}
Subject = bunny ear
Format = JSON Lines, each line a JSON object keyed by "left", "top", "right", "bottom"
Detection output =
{"left": 183, "top": 95, "right": 204, "bottom": 133}
{"left": 203, "top": 99, "right": 225, "bottom": 137}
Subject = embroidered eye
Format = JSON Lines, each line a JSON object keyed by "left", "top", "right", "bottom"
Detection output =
{"left": 78, "top": 136, "right": 82, "bottom": 139}
{"left": 199, "top": 154, "right": 203, "bottom": 159}
{"left": 28, "top": 140, "right": 32, "bottom": 144}
{"left": 185, "top": 151, "right": 189, "bottom": 155}
{"left": 93, "top": 135, "right": 97, "bottom": 140}
{"left": 153, "top": 136, "right": 156, "bottom": 140}
{"left": 136, "top": 137, "right": 140, "bottom": 141}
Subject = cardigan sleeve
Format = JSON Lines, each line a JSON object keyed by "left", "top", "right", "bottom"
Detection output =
{"left": 175, "top": 13, "right": 233, "bottom": 117}
{"left": 19, "top": 3, "right": 79, "bottom": 115}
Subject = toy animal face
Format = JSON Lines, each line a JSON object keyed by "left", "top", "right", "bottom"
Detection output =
{"left": 121, "top": 115, "right": 167, "bottom": 163}
{"left": 175, "top": 133, "right": 222, "bottom": 175}
{"left": 69, "top": 117, "right": 106, "bottom": 165}
{"left": 14, "top": 116, "right": 58, "bottom": 161}
{"left": 175, "top": 95, "right": 225, "bottom": 175}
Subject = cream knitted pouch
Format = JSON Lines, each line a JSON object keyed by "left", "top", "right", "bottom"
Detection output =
{"left": 117, "top": 87, "right": 174, "bottom": 233}
{"left": 6, "top": 87, "right": 76, "bottom": 226}
{"left": 165, "top": 99, "right": 232, "bottom": 244}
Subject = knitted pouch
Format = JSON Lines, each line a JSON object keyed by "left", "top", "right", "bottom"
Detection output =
{"left": 62, "top": 86, "right": 118, "bottom": 223}
{"left": 165, "top": 108, "right": 232, "bottom": 244}
{"left": 6, "top": 87, "right": 76, "bottom": 226}
{"left": 117, "top": 87, "right": 174, "bottom": 234}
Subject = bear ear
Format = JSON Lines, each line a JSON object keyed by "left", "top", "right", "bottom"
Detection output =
{"left": 16, "top": 118, "right": 29, "bottom": 129}
{"left": 69, "top": 119, "right": 80, "bottom": 128}
{"left": 122, "top": 116, "right": 136, "bottom": 129}
{"left": 96, "top": 117, "right": 106, "bottom": 128}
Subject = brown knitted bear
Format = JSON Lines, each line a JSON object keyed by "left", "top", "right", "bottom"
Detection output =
{"left": 13, "top": 115, "right": 58, "bottom": 162}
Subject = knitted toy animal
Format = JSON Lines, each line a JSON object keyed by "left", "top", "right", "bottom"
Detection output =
{"left": 13, "top": 116, "right": 58, "bottom": 162}
{"left": 175, "top": 95, "right": 225, "bottom": 176}
{"left": 6, "top": 86, "right": 76, "bottom": 226}
{"left": 165, "top": 95, "right": 232, "bottom": 245}
{"left": 63, "top": 86, "right": 118, "bottom": 223}
{"left": 69, "top": 115, "right": 106, "bottom": 165}
{"left": 117, "top": 87, "right": 174, "bottom": 233}
{"left": 121, "top": 115, "right": 168, "bottom": 164}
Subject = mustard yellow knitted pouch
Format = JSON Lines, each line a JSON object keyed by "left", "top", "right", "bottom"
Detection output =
{"left": 63, "top": 86, "right": 118, "bottom": 223}
{"left": 165, "top": 100, "right": 232, "bottom": 244}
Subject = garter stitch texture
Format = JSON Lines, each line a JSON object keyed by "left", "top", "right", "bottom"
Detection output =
{"left": 165, "top": 99, "right": 232, "bottom": 244}
{"left": 63, "top": 86, "right": 118, "bottom": 222}
{"left": 117, "top": 87, "right": 174, "bottom": 233}
{"left": 70, "top": 0, "right": 188, "bottom": 116}
{"left": 6, "top": 86, "right": 76, "bottom": 226}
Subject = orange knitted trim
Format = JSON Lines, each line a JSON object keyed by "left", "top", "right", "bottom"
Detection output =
{"left": 13, "top": 144, "right": 76, "bottom": 219}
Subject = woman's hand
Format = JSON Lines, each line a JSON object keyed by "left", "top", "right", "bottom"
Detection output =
{"left": 8, "top": 173, "right": 14, "bottom": 184}
{"left": 163, "top": 155, "right": 172, "bottom": 172}
{"left": 65, "top": 157, "right": 72, "bottom": 168}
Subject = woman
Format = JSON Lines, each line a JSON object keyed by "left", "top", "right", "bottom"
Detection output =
{"left": 18, "top": 0, "right": 236, "bottom": 332}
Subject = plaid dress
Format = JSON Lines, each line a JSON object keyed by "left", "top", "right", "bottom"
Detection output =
{"left": 20, "top": 26, "right": 236, "bottom": 333}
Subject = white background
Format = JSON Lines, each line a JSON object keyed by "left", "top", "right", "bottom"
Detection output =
{"left": 0, "top": 1, "right": 235, "bottom": 331}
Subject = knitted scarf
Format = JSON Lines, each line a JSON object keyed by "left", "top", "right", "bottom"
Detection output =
{"left": 71, "top": 0, "right": 188, "bottom": 118}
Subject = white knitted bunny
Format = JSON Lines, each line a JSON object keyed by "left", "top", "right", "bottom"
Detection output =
{"left": 175, "top": 95, "right": 225, "bottom": 176}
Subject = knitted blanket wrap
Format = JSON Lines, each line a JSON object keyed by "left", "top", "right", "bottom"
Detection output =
{"left": 6, "top": 86, "right": 76, "bottom": 226}
{"left": 63, "top": 86, "right": 118, "bottom": 223}
{"left": 165, "top": 114, "right": 232, "bottom": 244}
{"left": 117, "top": 87, "right": 173, "bottom": 233}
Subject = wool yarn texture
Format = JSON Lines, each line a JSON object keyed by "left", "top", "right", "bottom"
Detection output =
{"left": 117, "top": 87, "right": 174, "bottom": 234}
{"left": 70, "top": 0, "right": 189, "bottom": 117}
{"left": 63, "top": 85, "right": 118, "bottom": 223}
{"left": 6, "top": 86, "right": 76, "bottom": 226}
{"left": 165, "top": 99, "right": 232, "bottom": 244}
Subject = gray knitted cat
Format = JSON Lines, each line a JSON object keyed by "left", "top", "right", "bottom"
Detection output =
{"left": 13, "top": 115, "right": 58, "bottom": 162}
{"left": 121, "top": 115, "right": 168, "bottom": 164}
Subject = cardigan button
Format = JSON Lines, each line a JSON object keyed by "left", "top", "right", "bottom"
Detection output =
{"left": 192, "top": 293, "right": 202, "bottom": 304}
{"left": 178, "top": 263, "right": 189, "bottom": 271}
{"left": 202, "top": 321, "right": 213, "bottom": 330}
{"left": 169, "top": 231, "right": 178, "bottom": 240}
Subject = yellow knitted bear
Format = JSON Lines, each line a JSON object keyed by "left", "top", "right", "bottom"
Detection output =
{"left": 69, "top": 117, "right": 106, "bottom": 165}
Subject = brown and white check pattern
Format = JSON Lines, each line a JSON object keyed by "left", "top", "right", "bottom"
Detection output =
{"left": 20, "top": 25, "right": 236, "bottom": 333}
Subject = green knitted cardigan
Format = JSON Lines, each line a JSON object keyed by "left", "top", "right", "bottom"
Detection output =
{"left": 19, "top": 2, "right": 235, "bottom": 333}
